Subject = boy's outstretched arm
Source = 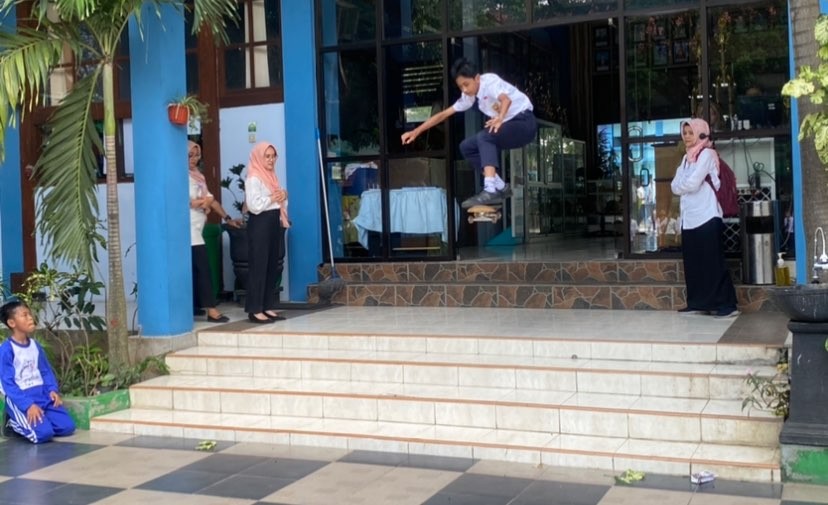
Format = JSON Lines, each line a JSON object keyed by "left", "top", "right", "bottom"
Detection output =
{"left": 401, "top": 107, "right": 456, "bottom": 145}
{"left": 0, "top": 342, "right": 35, "bottom": 413}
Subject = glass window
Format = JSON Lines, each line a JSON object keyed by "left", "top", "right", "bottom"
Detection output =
{"left": 707, "top": 1, "right": 789, "bottom": 132}
{"left": 320, "top": 0, "right": 376, "bottom": 46}
{"left": 384, "top": 0, "right": 442, "bottom": 39}
{"left": 448, "top": 0, "right": 527, "bottom": 31}
{"left": 533, "top": 0, "right": 617, "bottom": 21}
{"left": 389, "top": 157, "right": 450, "bottom": 257}
{"left": 625, "top": 12, "right": 698, "bottom": 123}
{"left": 625, "top": 0, "right": 694, "bottom": 9}
{"left": 221, "top": 0, "right": 283, "bottom": 92}
{"left": 327, "top": 159, "right": 383, "bottom": 259}
{"left": 324, "top": 49, "right": 380, "bottom": 157}
{"left": 385, "top": 41, "right": 445, "bottom": 154}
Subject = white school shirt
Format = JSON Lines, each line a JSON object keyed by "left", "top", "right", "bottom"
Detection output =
{"left": 189, "top": 176, "right": 208, "bottom": 247}
{"left": 452, "top": 73, "right": 533, "bottom": 121}
{"left": 245, "top": 176, "right": 285, "bottom": 215}
{"left": 8, "top": 338, "right": 44, "bottom": 391}
{"left": 670, "top": 148, "right": 722, "bottom": 230}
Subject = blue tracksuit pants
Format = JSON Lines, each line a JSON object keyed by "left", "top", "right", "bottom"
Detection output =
{"left": 4, "top": 387, "right": 75, "bottom": 444}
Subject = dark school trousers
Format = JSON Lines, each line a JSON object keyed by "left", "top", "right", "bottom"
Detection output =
{"left": 4, "top": 386, "right": 75, "bottom": 444}
{"left": 192, "top": 244, "right": 217, "bottom": 309}
{"left": 681, "top": 217, "right": 738, "bottom": 312}
{"left": 245, "top": 208, "right": 285, "bottom": 314}
{"left": 459, "top": 110, "right": 538, "bottom": 171}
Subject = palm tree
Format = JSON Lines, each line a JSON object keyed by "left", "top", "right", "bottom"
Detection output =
{"left": 788, "top": 1, "right": 828, "bottom": 274}
{"left": 0, "top": 0, "right": 236, "bottom": 367}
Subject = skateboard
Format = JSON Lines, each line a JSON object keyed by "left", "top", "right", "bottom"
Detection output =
{"left": 467, "top": 204, "right": 502, "bottom": 224}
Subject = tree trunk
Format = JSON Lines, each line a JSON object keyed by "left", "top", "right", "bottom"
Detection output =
{"left": 102, "top": 61, "right": 129, "bottom": 368}
{"left": 791, "top": 1, "right": 828, "bottom": 277}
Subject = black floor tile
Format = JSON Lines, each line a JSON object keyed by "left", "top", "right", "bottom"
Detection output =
{"left": 137, "top": 469, "right": 228, "bottom": 494}
{"left": 178, "top": 453, "right": 270, "bottom": 475}
{"left": 0, "top": 479, "right": 64, "bottom": 500}
{"left": 511, "top": 480, "right": 611, "bottom": 505}
{"left": 421, "top": 492, "right": 513, "bottom": 505}
{"left": 38, "top": 483, "right": 123, "bottom": 505}
{"left": 241, "top": 457, "right": 329, "bottom": 479}
{"left": 0, "top": 441, "right": 102, "bottom": 477}
{"left": 115, "top": 436, "right": 235, "bottom": 452}
{"left": 340, "top": 450, "right": 477, "bottom": 472}
{"left": 197, "top": 474, "right": 294, "bottom": 500}
{"left": 781, "top": 501, "right": 828, "bottom": 505}
{"left": 436, "top": 474, "right": 533, "bottom": 500}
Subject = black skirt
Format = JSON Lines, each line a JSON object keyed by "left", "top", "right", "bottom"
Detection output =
{"left": 681, "top": 217, "right": 738, "bottom": 312}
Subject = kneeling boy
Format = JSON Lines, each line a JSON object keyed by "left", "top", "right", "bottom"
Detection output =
{"left": 1, "top": 300, "right": 75, "bottom": 443}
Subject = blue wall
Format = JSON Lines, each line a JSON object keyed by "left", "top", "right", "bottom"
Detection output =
{"left": 0, "top": 9, "right": 23, "bottom": 282}
{"left": 282, "top": 3, "right": 322, "bottom": 301}
{"left": 128, "top": 5, "right": 192, "bottom": 335}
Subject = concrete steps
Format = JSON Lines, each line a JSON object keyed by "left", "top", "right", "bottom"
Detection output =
{"left": 92, "top": 328, "right": 785, "bottom": 482}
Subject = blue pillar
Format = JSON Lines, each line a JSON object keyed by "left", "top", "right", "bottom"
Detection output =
{"left": 0, "top": 9, "right": 23, "bottom": 283}
{"left": 282, "top": 2, "right": 322, "bottom": 301}
{"left": 128, "top": 6, "right": 191, "bottom": 335}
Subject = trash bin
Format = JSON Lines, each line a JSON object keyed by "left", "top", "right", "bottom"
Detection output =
{"left": 741, "top": 201, "right": 775, "bottom": 284}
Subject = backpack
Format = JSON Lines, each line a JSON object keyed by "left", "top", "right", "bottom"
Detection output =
{"left": 704, "top": 149, "right": 740, "bottom": 218}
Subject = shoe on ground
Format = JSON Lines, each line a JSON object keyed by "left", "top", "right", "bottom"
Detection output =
{"left": 677, "top": 307, "right": 708, "bottom": 315}
{"left": 207, "top": 314, "right": 230, "bottom": 323}
{"left": 713, "top": 308, "right": 740, "bottom": 319}
{"left": 461, "top": 190, "right": 503, "bottom": 209}
{"left": 1, "top": 414, "right": 15, "bottom": 438}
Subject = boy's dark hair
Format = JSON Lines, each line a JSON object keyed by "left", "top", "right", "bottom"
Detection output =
{"left": 0, "top": 300, "right": 25, "bottom": 329}
{"left": 451, "top": 58, "right": 478, "bottom": 80}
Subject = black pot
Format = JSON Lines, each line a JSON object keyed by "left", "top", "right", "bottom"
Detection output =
{"left": 224, "top": 225, "right": 249, "bottom": 299}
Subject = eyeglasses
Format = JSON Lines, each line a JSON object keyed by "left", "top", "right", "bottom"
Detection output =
{"left": 264, "top": 153, "right": 278, "bottom": 160}
{"left": 188, "top": 152, "right": 200, "bottom": 159}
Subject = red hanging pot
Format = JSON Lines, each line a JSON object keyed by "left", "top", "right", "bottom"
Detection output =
{"left": 168, "top": 104, "right": 189, "bottom": 126}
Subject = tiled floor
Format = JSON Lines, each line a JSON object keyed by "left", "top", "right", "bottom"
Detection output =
{"left": 0, "top": 432, "right": 824, "bottom": 505}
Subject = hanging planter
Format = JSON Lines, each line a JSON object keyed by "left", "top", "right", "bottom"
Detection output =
{"left": 167, "top": 94, "right": 211, "bottom": 128}
{"left": 167, "top": 104, "right": 189, "bottom": 126}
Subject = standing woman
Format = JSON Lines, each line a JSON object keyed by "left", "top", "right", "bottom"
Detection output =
{"left": 245, "top": 142, "right": 290, "bottom": 324}
{"left": 671, "top": 119, "right": 739, "bottom": 318}
{"left": 188, "top": 141, "right": 238, "bottom": 323}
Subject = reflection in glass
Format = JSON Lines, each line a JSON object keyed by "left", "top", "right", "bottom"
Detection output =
{"left": 534, "top": 0, "right": 617, "bottom": 20}
{"left": 385, "top": 0, "right": 442, "bottom": 38}
{"left": 625, "top": 0, "right": 692, "bottom": 9}
{"left": 329, "top": 160, "right": 382, "bottom": 258}
{"left": 707, "top": 1, "right": 789, "bottom": 132}
{"left": 324, "top": 50, "right": 379, "bottom": 157}
{"left": 320, "top": 0, "right": 376, "bottom": 47}
{"left": 448, "top": 0, "right": 526, "bottom": 31}
{"left": 386, "top": 42, "right": 445, "bottom": 154}
{"left": 625, "top": 12, "right": 698, "bottom": 122}
{"left": 389, "top": 158, "right": 451, "bottom": 257}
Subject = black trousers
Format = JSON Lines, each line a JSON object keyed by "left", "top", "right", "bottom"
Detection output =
{"left": 245, "top": 209, "right": 285, "bottom": 314}
{"left": 681, "top": 217, "right": 738, "bottom": 312}
{"left": 192, "top": 244, "right": 217, "bottom": 309}
{"left": 459, "top": 110, "right": 537, "bottom": 171}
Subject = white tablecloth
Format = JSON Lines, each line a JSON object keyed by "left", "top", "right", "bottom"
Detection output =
{"left": 352, "top": 187, "right": 457, "bottom": 249}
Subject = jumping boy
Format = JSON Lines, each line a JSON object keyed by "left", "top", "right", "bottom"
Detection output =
{"left": 401, "top": 58, "right": 537, "bottom": 209}
{"left": 1, "top": 300, "right": 75, "bottom": 443}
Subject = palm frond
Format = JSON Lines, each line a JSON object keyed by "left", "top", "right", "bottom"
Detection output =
{"left": 192, "top": 0, "right": 238, "bottom": 44}
{"left": 0, "top": 27, "right": 64, "bottom": 160}
{"left": 35, "top": 71, "right": 103, "bottom": 273}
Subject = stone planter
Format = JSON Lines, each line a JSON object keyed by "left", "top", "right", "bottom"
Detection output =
{"left": 63, "top": 389, "right": 131, "bottom": 430}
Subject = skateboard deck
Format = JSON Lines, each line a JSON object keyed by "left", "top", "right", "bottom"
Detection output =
{"left": 467, "top": 204, "right": 502, "bottom": 224}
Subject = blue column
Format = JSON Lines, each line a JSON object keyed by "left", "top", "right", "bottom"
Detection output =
{"left": 128, "top": 6, "right": 191, "bottom": 335}
{"left": 282, "top": 2, "right": 322, "bottom": 301}
{"left": 0, "top": 9, "right": 23, "bottom": 282}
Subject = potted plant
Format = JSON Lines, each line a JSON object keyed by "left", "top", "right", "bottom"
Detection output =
{"left": 220, "top": 163, "right": 249, "bottom": 302}
{"left": 168, "top": 94, "right": 211, "bottom": 128}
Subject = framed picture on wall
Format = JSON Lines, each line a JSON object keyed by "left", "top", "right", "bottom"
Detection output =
{"left": 632, "top": 22, "right": 646, "bottom": 43}
{"left": 634, "top": 42, "right": 649, "bottom": 67}
{"left": 595, "top": 49, "right": 610, "bottom": 72}
{"left": 594, "top": 26, "right": 609, "bottom": 47}
{"left": 672, "top": 15, "right": 689, "bottom": 39}
{"left": 673, "top": 40, "right": 689, "bottom": 64}
{"left": 653, "top": 19, "right": 667, "bottom": 40}
{"left": 653, "top": 42, "right": 669, "bottom": 66}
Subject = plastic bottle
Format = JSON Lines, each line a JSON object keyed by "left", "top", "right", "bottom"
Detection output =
{"left": 775, "top": 252, "right": 790, "bottom": 286}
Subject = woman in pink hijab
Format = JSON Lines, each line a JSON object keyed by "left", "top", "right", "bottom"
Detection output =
{"left": 188, "top": 141, "right": 240, "bottom": 323}
{"left": 670, "top": 119, "right": 738, "bottom": 318}
{"left": 244, "top": 142, "right": 290, "bottom": 323}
